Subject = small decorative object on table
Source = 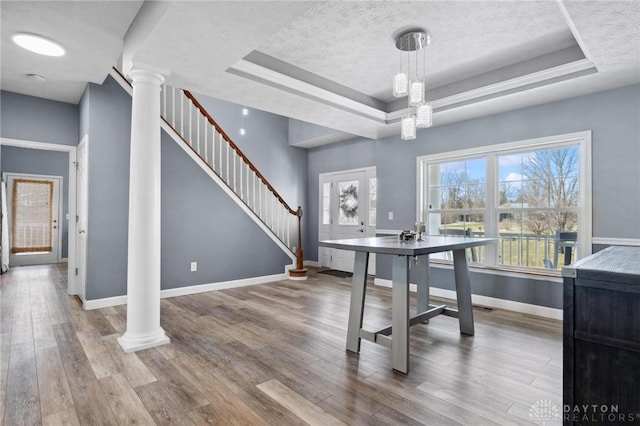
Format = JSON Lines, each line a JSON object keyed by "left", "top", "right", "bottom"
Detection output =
{"left": 415, "top": 222, "right": 426, "bottom": 241}
{"left": 399, "top": 230, "right": 416, "bottom": 241}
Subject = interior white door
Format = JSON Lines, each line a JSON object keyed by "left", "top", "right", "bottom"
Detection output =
{"left": 6, "top": 173, "right": 61, "bottom": 266}
{"left": 76, "top": 138, "right": 89, "bottom": 301}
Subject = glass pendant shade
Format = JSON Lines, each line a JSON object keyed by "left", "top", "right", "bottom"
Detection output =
{"left": 393, "top": 72, "right": 408, "bottom": 97}
{"left": 416, "top": 103, "right": 433, "bottom": 128}
{"left": 401, "top": 116, "right": 416, "bottom": 140}
{"left": 409, "top": 80, "right": 424, "bottom": 106}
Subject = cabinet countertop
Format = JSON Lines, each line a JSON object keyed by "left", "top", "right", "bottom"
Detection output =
{"left": 562, "top": 245, "right": 640, "bottom": 283}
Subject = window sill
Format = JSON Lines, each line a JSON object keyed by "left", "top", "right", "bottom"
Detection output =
{"left": 429, "top": 260, "right": 563, "bottom": 283}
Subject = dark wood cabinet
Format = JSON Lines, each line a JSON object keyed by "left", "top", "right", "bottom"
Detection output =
{"left": 563, "top": 246, "right": 640, "bottom": 424}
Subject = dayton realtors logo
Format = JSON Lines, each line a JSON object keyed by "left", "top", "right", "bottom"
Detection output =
{"left": 529, "top": 400, "right": 561, "bottom": 425}
{"left": 530, "top": 400, "right": 639, "bottom": 424}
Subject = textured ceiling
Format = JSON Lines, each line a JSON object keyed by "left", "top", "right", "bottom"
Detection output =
{"left": 0, "top": 1, "right": 143, "bottom": 103}
{"left": 1, "top": 1, "right": 639, "bottom": 146}
{"left": 562, "top": 0, "right": 640, "bottom": 71}
{"left": 258, "top": 1, "right": 575, "bottom": 102}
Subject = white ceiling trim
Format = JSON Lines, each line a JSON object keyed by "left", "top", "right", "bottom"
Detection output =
{"left": 233, "top": 54, "right": 597, "bottom": 126}
{"left": 429, "top": 58, "right": 596, "bottom": 111}
{"left": 229, "top": 59, "right": 388, "bottom": 123}
{"left": 555, "top": 0, "right": 596, "bottom": 67}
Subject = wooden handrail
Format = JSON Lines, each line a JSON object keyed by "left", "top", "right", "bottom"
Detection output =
{"left": 183, "top": 90, "right": 298, "bottom": 216}
{"left": 112, "top": 68, "right": 296, "bottom": 216}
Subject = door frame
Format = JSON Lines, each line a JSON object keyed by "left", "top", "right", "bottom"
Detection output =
{"left": 318, "top": 166, "right": 377, "bottom": 272}
{"left": 1, "top": 137, "right": 78, "bottom": 295}
{"left": 76, "top": 135, "right": 88, "bottom": 302}
{"left": 4, "top": 172, "right": 63, "bottom": 265}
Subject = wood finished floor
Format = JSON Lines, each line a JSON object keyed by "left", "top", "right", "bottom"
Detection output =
{"left": 0, "top": 264, "right": 562, "bottom": 425}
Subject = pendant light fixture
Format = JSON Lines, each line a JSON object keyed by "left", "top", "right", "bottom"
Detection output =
{"left": 393, "top": 29, "right": 432, "bottom": 140}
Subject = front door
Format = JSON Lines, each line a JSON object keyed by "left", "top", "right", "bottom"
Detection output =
{"left": 6, "top": 173, "right": 62, "bottom": 266}
{"left": 319, "top": 168, "right": 376, "bottom": 273}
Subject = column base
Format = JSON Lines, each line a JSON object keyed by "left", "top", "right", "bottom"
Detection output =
{"left": 117, "top": 329, "right": 170, "bottom": 353}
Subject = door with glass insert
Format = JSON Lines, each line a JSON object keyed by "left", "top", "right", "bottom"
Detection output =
{"left": 6, "top": 174, "right": 61, "bottom": 266}
{"left": 331, "top": 171, "right": 365, "bottom": 272}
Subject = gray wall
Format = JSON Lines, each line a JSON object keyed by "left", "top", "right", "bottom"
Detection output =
{"left": 81, "top": 76, "right": 132, "bottom": 300}
{"left": 0, "top": 91, "right": 79, "bottom": 261}
{"left": 308, "top": 84, "right": 640, "bottom": 309}
{"left": 161, "top": 132, "right": 291, "bottom": 287}
{"left": 1, "top": 146, "right": 70, "bottom": 258}
{"left": 80, "top": 77, "right": 298, "bottom": 300}
{"left": 1, "top": 91, "right": 79, "bottom": 145}
{"left": 288, "top": 118, "right": 346, "bottom": 146}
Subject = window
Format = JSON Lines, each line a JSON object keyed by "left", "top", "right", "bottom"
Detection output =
{"left": 322, "top": 182, "right": 331, "bottom": 225}
{"left": 369, "top": 177, "right": 377, "bottom": 226}
{"left": 418, "top": 131, "right": 591, "bottom": 274}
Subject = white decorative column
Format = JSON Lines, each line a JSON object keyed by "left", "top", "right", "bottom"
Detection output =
{"left": 118, "top": 69, "right": 170, "bottom": 352}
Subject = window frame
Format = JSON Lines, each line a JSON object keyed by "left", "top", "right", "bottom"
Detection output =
{"left": 416, "top": 131, "right": 592, "bottom": 275}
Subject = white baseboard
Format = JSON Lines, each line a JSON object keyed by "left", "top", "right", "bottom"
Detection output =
{"left": 60, "top": 257, "right": 68, "bottom": 262}
{"left": 373, "top": 278, "right": 563, "bottom": 320}
{"left": 161, "top": 273, "right": 286, "bottom": 299}
{"left": 84, "top": 295, "right": 128, "bottom": 310}
{"left": 84, "top": 272, "right": 287, "bottom": 310}
{"left": 304, "top": 260, "right": 320, "bottom": 267}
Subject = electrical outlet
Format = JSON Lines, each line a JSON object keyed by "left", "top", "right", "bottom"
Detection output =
{"left": 190, "top": 262, "right": 197, "bottom": 272}
{"left": 388, "top": 211, "right": 394, "bottom": 220}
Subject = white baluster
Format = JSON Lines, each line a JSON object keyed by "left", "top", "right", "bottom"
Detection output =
{"left": 258, "top": 178, "right": 262, "bottom": 219}
{"left": 180, "top": 93, "right": 184, "bottom": 136}
{"left": 210, "top": 125, "right": 214, "bottom": 167}
{"left": 277, "top": 200, "right": 280, "bottom": 236}
{"left": 232, "top": 151, "right": 237, "bottom": 192}
{"left": 188, "top": 100, "right": 193, "bottom": 146}
{"left": 280, "top": 208, "right": 284, "bottom": 245}
{"left": 271, "top": 193, "right": 275, "bottom": 229}
{"left": 287, "top": 213, "right": 291, "bottom": 248}
{"left": 203, "top": 118, "right": 208, "bottom": 164}
{"left": 172, "top": 87, "right": 176, "bottom": 128}
{"left": 196, "top": 109, "right": 200, "bottom": 155}
{"left": 225, "top": 141, "right": 231, "bottom": 183}
{"left": 162, "top": 85, "right": 166, "bottom": 118}
{"left": 239, "top": 160, "right": 243, "bottom": 200}
{"left": 266, "top": 188, "right": 270, "bottom": 226}
{"left": 265, "top": 186, "right": 269, "bottom": 225}
{"left": 277, "top": 199, "right": 280, "bottom": 236}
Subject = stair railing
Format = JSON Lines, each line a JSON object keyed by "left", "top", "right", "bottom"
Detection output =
{"left": 159, "top": 85, "right": 304, "bottom": 271}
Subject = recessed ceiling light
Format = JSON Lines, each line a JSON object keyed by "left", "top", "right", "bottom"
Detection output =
{"left": 239, "top": 128, "right": 246, "bottom": 136}
{"left": 12, "top": 33, "right": 65, "bottom": 57}
{"left": 27, "top": 73, "right": 46, "bottom": 82}
{"left": 242, "top": 108, "right": 249, "bottom": 116}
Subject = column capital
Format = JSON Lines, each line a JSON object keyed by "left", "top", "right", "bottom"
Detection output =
{"left": 127, "top": 68, "right": 165, "bottom": 87}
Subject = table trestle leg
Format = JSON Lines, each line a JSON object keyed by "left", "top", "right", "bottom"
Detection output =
{"left": 416, "top": 254, "right": 430, "bottom": 323}
{"left": 452, "top": 248, "right": 475, "bottom": 335}
{"left": 391, "top": 255, "right": 410, "bottom": 374}
{"left": 346, "top": 251, "right": 369, "bottom": 353}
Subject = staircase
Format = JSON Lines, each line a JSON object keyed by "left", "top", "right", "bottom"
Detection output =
{"left": 110, "top": 68, "right": 307, "bottom": 279}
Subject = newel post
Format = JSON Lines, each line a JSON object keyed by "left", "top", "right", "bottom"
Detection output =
{"left": 289, "top": 206, "right": 308, "bottom": 280}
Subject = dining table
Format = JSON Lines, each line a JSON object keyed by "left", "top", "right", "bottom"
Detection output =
{"left": 318, "top": 235, "right": 497, "bottom": 373}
